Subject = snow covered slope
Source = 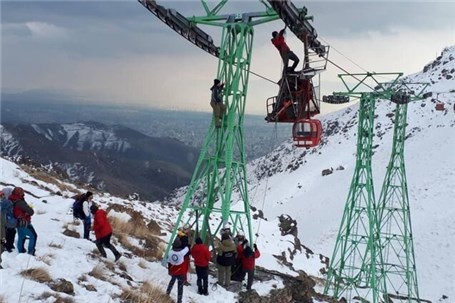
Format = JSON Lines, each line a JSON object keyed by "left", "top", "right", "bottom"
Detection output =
{"left": 1, "top": 46, "right": 454, "bottom": 303}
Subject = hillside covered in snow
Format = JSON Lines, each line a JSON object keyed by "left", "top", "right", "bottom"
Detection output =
{"left": 0, "top": 46, "right": 454, "bottom": 303}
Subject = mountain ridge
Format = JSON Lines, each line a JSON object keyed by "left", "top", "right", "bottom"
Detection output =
{"left": 0, "top": 121, "right": 197, "bottom": 201}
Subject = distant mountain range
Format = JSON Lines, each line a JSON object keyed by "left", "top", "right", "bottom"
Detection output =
{"left": 0, "top": 97, "right": 291, "bottom": 160}
{"left": 0, "top": 121, "right": 197, "bottom": 201}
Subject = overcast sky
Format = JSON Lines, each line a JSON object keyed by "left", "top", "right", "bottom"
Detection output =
{"left": 2, "top": 1, "right": 454, "bottom": 115}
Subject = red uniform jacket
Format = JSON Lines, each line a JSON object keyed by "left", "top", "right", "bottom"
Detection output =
{"left": 271, "top": 30, "right": 290, "bottom": 54}
{"left": 93, "top": 209, "right": 112, "bottom": 239}
{"left": 191, "top": 243, "right": 211, "bottom": 267}
{"left": 168, "top": 247, "right": 190, "bottom": 276}
{"left": 241, "top": 249, "right": 261, "bottom": 271}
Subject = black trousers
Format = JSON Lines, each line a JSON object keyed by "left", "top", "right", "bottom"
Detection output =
{"left": 243, "top": 269, "right": 255, "bottom": 290}
{"left": 5, "top": 227, "right": 16, "bottom": 251}
{"left": 166, "top": 274, "right": 184, "bottom": 303}
{"left": 83, "top": 217, "right": 91, "bottom": 240}
{"left": 95, "top": 233, "right": 120, "bottom": 258}
{"left": 196, "top": 265, "right": 209, "bottom": 294}
{"left": 281, "top": 50, "right": 300, "bottom": 72}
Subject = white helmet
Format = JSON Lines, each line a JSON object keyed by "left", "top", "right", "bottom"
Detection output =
{"left": 223, "top": 223, "right": 230, "bottom": 230}
{"left": 237, "top": 230, "right": 245, "bottom": 237}
{"left": 183, "top": 223, "right": 190, "bottom": 230}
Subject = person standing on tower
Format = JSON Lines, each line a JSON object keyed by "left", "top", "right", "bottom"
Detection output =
{"left": 210, "top": 79, "right": 226, "bottom": 129}
{"left": 271, "top": 26, "right": 300, "bottom": 73}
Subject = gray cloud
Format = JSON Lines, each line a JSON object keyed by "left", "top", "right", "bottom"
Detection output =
{"left": 305, "top": 1, "right": 455, "bottom": 38}
{"left": 2, "top": 0, "right": 454, "bottom": 113}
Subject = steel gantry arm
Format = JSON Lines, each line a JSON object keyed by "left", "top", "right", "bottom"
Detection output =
{"left": 138, "top": 0, "right": 220, "bottom": 57}
{"left": 266, "top": 0, "right": 326, "bottom": 57}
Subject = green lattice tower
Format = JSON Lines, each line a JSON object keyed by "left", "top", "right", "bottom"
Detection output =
{"left": 160, "top": 6, "right": 281, "bottom": 260}
{"left": 376, "top": 83, "right": 428, "bottom": 302}
{"left": 324, "top": 73, "right": 403, "bottom": 303}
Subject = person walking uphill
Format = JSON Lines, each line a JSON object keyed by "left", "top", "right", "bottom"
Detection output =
{"left": 166, "top": 237, "right": 190, "bottom": 303}
{"left": 271, "top": 27, "right": 300, "bottom": 73}
{"left": 210, "top": 79, "right": 226, "bottom": 129}
{"left": 90, "top": 204, "right": 121, "bottom": 262}
{"left": 191, "top": 237, "right": 211, "bottom": 295}
{"left": 73, "top": 191, "right": 93, "bottom": 240}
{"left": 10, "top": 187, "right": 37, "bottom": 255}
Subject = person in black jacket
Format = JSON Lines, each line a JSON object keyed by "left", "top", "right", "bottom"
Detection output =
{"left": 210, "top": 79, "right": 226, "bottom": 128}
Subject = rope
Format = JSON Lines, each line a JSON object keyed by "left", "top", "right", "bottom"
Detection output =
{"left": 319, "top": 37, "right": 369, "bottom": 73}
{"left": 255, "top": 122, "right": 279, "bottom": 239}
{"left": 322, "top": 56, "right": 377, "bottom": 92}
{"left": 248, "top": 68, "right": 278, "bottom": 85}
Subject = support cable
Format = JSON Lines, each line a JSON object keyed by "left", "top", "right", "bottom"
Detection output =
{"left": 319, "top": 37, "right": 369, "bottom": 73}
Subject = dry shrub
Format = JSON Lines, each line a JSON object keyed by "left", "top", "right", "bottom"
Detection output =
{"left": 109, "top": 216, "right": 165, "bottom": 261}
{"left": 48, "top": 242, "right": 63, "bottom": 249}
{"left": 20, "top": 267, "right": 52, "bottom": 283}
{"left": 138, "top": 259, "right": 148, "bottom": 269}
{"left": 36, "top": 253, "right": 55, "bottom": 266}
{"left": 104, "top": 261, "right": 115, "bottom": 271}
{"left": 21, "top": 165, "right": 76, "bottom": 194}
{"left": 120, "top": 282, "right": 173, "bottom": 303}
{"left": 36, "top": 291, "right": 75, "bottom": 302}
{"left": 77, "top": 274, "right": 88, "bottom": 282}
{"left": 118, "top": 261, "right": 127, "bottom": 272}
{"left": 54, "top": 297, "right": 75, "bottom": 303}
{"left": 88, "top": 264, "right": 106, "bottom": 281}
{"left": 36, "top": 292, "right": 54, "bottom": 300}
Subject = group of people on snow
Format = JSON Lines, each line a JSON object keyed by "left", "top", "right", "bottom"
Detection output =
{"left": 0, "top": 187, "right": 37, "bottom": 268}
{"left": 166, "top": 223, "right": 260, "bottom": 303}
{"left": 72, "top": 191, "right": 121, "bottom": 261}
{"left": 0, "top": 189, "right": 121, "bottom": 269}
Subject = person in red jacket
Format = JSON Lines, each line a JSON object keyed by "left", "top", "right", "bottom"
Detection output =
{"left": 271, "top": 27, "right": 300, "bottom": 73}
{"left": 241, "top": 244, "right": 261, "bottom": 290}
{"left": 191, "top": 237, "right": 211, "bottom": 295}
{"left": 90, "top": 204, "right": 121, "bottom": 261}
{"left": 10, "top": 187, "right": 37, "bottom": 255}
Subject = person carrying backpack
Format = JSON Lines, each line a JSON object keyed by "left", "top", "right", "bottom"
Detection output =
{"left": 90, "top": 204, "right": 121, "bottom": 261}
{"left": 1, "top": 187, "right": 16, "bottom": 253}
{"left": 9, "top": 187, "right": 37, "bottom": 255}
{"left": 73, "top": 191, "right": 93, "bottom": 240}
{"left": 216, "top": 232, "right": 236, "bottom": 288}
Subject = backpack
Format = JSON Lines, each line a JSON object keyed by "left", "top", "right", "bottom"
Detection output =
{"left": 2, "top": 199, "right": 17, "bottom": 228}
{"left": 72, "top": 198, "right": 85, "bottom": 219}
{"left": 217, "top": 250, "right": 236, "bottom": 266}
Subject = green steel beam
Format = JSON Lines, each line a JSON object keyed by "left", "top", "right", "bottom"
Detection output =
{"left": 375, "top": 83, "right": 428, "bottom": 302}
{"left": 324, "top": 93, "right": 381, "bottom": 302}
{"left": 163, "top": 21, "right": 255, "bottom": 259}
